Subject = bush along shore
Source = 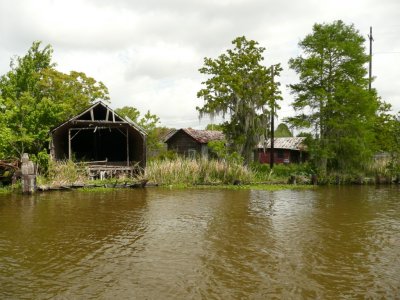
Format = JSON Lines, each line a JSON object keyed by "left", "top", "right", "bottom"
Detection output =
{"left": 1, "top": 157, "right": 399, "bottom": 194}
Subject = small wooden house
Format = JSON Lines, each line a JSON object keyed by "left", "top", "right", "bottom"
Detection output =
{"left": 50, "top": 102, "right": 147, "bottom": 171}
{"left": 255, "top": 137, "right": 307, "bottom": 164}
{"left": 164, "top": 128, "right": 225, "bottom": 158}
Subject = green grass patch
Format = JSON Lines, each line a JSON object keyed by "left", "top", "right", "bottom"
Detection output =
{"left": 0, "top": 186, "right": 13, "bottom": 194}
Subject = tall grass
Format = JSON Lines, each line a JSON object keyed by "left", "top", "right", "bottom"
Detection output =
{"left": 43, "top": 160, "right": 86, "bottom": 186}
{"left": 142, "top": 157, "right": 254, "bottom": 185}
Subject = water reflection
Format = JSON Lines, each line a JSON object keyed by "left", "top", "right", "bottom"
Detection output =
{"left": 0, "top": 186, "right": 399, "bottom": 299}
{"left": 0, "top": 190, "right": 149, "bottom": 299}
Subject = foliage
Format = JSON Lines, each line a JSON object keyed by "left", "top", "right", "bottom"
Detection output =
{"left": 38, "top": 68, "right": 109, "bottom": 119}
{"left": 197, "top": 36, "right": 282, "bottom": 165}
{"left": 114, "top": 106, "right": 141, "bottom": 123}
{"left": 30, "top": 150, "right": 50, "bottom": 176}
{"left": 0, "top": 41, "right": 109, "bottom": 159}
{"left": 205, "top": 123, "right": 224, "bottom": 131}
{"left": 373, "top": 103, "right": 400, "bottom": 163}
{"left": 208, "top": 140, "right": 243, "bottom": 164}
{"left": 154, "top": 150, "right": 178, "bottom": 161}
{"left": 251, "top": 162, "right": 314, "bottom": 183}
{"left": 115, "top": 106, "right": 166, "bottom": 157}
{"left": 287, "top": 20, "right": 380, "bottom": 174}
{"left": 274, "top": 123, "right": 292, "bottom": 137}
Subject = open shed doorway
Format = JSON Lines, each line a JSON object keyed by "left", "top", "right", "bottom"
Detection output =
{"left": 71, "top": 127, "right": 128, "bottom": 162}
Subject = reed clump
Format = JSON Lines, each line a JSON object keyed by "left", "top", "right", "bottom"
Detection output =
{"left": 44, "top": 160, "right": 86, "bottom": 186}
{"left": 142, "top": 157, "right": 254, "bottom": 185}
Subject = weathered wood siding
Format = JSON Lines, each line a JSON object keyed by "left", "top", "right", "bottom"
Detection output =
{"left": 166, "top": 131, "right": 202, "bottom": 156}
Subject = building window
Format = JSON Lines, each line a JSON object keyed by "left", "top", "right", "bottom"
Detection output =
{"left": 277, "top": 149, "right": 285, "bottom": 159}
{"left": 188, "top": 149, "right": 197, "bottom": 159}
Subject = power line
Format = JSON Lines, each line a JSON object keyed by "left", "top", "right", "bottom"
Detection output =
{"left": 374, "top": 51, "right": 400, "bottom": 54}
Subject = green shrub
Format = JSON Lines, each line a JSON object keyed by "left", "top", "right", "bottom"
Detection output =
{"left": 251, "top": 162, "right": 314, "bottom": 182}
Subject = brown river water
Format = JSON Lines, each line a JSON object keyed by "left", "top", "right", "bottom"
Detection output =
{"left": 0, "top": 186, "right": 399, "bottom": 299}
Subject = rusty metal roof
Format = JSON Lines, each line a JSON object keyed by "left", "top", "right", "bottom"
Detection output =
{"left": 164, "top": 128, "right": 225, "bottom": 144}
{"left": 257, "top": 137, "right": 307, "bottom": 151}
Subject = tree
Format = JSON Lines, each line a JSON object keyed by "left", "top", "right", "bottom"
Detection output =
{"left": 0, "top": 41, "right": 109, "bottom": 158}
{"left": 288, "top": 20, "right": 380, "bottom": 173}
{"left": 274, "top": 123, "right": 293, "bottom": 137}
{"left": 373, "top": 102, "right": 400, "bottom": 160}
{"left": 115, "top": 106, "right": 166, "bottom": 158}
{"left": 197, "top": 36, "right": 282, "bottom": 165}
{"left": 205, "top": 123, "right": 224, "bottom": 131}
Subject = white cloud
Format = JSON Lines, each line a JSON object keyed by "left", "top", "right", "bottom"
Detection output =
{"left": 124, "top": 43, "right": 201, "bottom": 80}
{"left": 1, "top": 0, "right": 400, "bottom": 129}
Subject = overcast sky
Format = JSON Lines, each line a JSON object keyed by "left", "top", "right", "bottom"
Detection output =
{"left": 1, "top": 0, "right": 399, "bottom": 129}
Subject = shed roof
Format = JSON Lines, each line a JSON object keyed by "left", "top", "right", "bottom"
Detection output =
{"left": 164, "top": 128, "right": 225, "bottom": 144}
{"left": 257, "top": 137, "right": 307, "bottom": 151}
{"left": 50, "top": 101, "right": 146, "bottom": 136}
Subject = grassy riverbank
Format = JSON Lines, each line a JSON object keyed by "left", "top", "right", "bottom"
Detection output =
{"left": 2, "top": 157, "right": 398, "bottom": 194}
{"left": 29, "top": 158, "right": 315, "bottom": 192}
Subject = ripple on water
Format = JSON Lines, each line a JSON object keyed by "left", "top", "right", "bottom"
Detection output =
{"left": 0, "top": 187, "right": 399, "bottom": 299}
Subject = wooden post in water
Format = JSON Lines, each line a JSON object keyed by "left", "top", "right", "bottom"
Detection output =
{"left": 21, "top": 153, "right": 36, "bottom": 194}
{"left": 311, "top": 174, "right": 318, "bottom": 186}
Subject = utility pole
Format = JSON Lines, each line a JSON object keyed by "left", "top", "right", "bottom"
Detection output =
{"left": 270, "top": 65, "right": 275, "bottom": 169}
{"left": 368, "top": 26, "right": 373, "bottom": 91}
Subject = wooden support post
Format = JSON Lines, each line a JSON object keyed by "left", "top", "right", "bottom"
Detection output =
{"left": 21, "top": 153, "right": 36, "bottom": 194}
{"left": 90, "top": 109, "right": 94, "bottom": 121}
{"left": 126, "top": 127, "right": 129, "bottom": 166}
{"left": 68, "top": 128, "right": 72, "bottom": 160}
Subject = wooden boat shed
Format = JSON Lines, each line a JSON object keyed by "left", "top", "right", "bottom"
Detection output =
{"left": 50, "top": 102, "right": 147, "bottom": 175}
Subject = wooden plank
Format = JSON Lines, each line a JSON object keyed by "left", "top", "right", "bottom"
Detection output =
{"left": 72, "top": 120, "right": 126, "bottom": 124}
{"left": 68, "top": 129, "right": 72, "bottom": 160}
{"left": 126, "top": 127, "right": 129, "bottom": 166}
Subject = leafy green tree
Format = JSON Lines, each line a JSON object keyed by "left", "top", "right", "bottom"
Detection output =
{"left": 38, "top": 69, "right": 109, "bottom": 120}
{"left": 205, "top": 123, "right": 224, "bottom": 131}
{"left": 288, "top": 20, "right": 380, "bottom": 173}
{"left": 373, "top": 102, "right": 400, "bottom": 160}
{"left": 274, "top": 123, "right": 293, "bottom": 137}
{"left": 114, "top": 106, "right": 141, "bottom": 123}
{"left": 115, "top": 106, "right": 165, "bottom": 158}
{"left": 0, "top": 41, "right": 109, "bottom": 158}
{"left": 197, "top": 36, "right": 282, "bottom": 165}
